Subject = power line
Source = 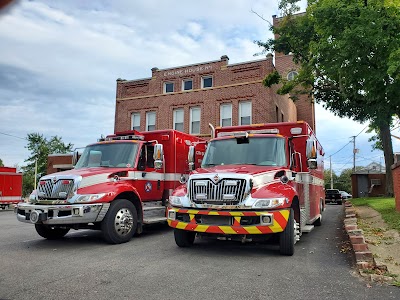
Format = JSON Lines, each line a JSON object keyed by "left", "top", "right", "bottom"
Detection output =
{"left": 0, "top": 132, "right": 27, "bottom": 140}
{"left": 327, "top": 125, "right": 368, "bottom": 158}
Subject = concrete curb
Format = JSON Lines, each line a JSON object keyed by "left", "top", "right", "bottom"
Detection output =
{"left": 344, "top": 200, "right": 395, "bottom": 284}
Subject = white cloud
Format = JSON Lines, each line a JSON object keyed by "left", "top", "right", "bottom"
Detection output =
{"left": 0, "top": 0, "right": 391, "bottom": 175}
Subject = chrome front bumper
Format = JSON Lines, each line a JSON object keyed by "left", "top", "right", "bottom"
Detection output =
{"left": 15, "top": 202, "right": 110, "bottom": 225}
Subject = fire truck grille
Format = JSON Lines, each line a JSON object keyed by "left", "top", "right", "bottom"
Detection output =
{"left": 37, "top": 179, "right": 75, "bottom": 200}
{"left": 189, "top": 178, "right": 247, "bottom": 205}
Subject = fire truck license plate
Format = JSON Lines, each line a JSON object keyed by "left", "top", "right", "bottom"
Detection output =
{"left": 201, "top": 215, "right": 232, "bottom": 226}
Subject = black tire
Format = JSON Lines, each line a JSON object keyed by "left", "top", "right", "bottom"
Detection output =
{"left": 101, "top": 199, "right": 138, "bottom": 244}
{"left": 279, "top": 208, "right": 295, "bottom": 256}
{"left": 35, "top": 224, "right": 70, "bottom": 240}
{"left": 174, "top": 229, "right": 196, "bottom": 247}
{"left": 338, "top": 200, "right": 343, "bottom": 205}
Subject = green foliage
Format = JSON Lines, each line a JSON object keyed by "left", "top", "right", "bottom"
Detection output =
{"left": 259, "top": 0, "right": 400, "bottom": 195}
{"left": 0, "top": 158, "right": 3, "bottom": 167}
{"left": 351, "top": 197, "right": 400, "bottom": 232}
{"left": 21, "top": 133, "right": 73, "bottom": 196}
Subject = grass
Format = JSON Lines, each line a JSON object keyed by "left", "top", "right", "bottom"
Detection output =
{"left": 350, "top": 197, "right": 400, "bottom": 232}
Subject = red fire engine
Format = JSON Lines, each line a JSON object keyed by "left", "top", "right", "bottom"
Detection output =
{"left": 0, "top": 167, "right": 23, "bottom": 209}
{"left": 15, "top": 130, "right": 206, "bottom": 244}
{"left": 167, "top": 121, "right": 324, "bottom": 255}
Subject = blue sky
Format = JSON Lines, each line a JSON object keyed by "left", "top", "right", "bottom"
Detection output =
{"left": 0, "top": 0, "right": 396, "bottom": 174}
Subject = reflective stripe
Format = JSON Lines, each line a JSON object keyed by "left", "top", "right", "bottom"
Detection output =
{"left": 167, "top": 208, "right": 289, "bottom": 234}
{"left": 79, "top": 172, "right": 185, "bottom": 188}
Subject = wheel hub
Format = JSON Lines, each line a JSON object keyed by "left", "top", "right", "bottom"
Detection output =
{"left": 114, "top": 208, "right": 134, "bottom": 236}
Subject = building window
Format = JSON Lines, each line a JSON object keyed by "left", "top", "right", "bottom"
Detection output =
{"left": 173, "top": 108, "right": 184, "bottom": 132}
{"left": 164, "top": 82, "right": 174, "bottom": 93}
{"left": 371, "top": 179, "right": 381, "bottom": 186}
{"left": 190, "top": 107, "right": 201, "bottom": 134}
{"left": 146, "top": 111, "right": 156, "bottom": 131}
{"left": 220, "top": 103, "right": 232, "bottom": 127}
{"left": 239, "top": 101, "right": 252, "bottom": 125}
{"left": 281, "top": 112, "right": 284, "bottom": 122}
{"left": 276, "top": 106, "right": 279, "bottom": 122}
{"left": 131, "top": 112, "right": 140, "bottom": 131}
{"left": 182, "top": 79, "right": 193, "bottom": 91}
{"left": 287, "top": 71, "right": 298, "bottom": 81}
{"left": 202, "top": 76, "right": 213, "bottom": 88}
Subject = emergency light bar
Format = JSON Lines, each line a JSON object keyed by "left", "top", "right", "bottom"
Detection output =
{"left": 216, "top": 128, "right": 279, "bottom": 137}
{"left": 98, "top": 135, "right": 144, "bottom": 142}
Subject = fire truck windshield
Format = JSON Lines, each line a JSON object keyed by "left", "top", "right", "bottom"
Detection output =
{"left": 75, "top": 142, "right": 139, "bottom": 169}
{"left": 202, "top": 137, "right": 286, "bottom": 167}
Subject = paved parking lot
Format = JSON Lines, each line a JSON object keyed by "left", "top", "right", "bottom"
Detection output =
{"left": 1, "top": 205, "right": 399, "bottom": 300}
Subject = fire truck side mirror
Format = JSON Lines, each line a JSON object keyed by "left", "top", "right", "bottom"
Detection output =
{"left": 188, "top": 146, "right": 195, "bottom": 171}
{"left": 153, "top": 144, "right": 164, "bottom": 170}
{"left": 306, "top": 139, "right": 317, "bottom": 159}
{"left": 72, "top": 150, "right": 79, "bottom": 166}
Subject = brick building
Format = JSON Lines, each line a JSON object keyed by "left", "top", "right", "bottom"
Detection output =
{"left": 115, "top": 53, "right": 314, "bottom": 136}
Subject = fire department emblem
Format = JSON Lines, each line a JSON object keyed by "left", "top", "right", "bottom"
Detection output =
{"left": 213, "top": 174, "right": 220, "bottom": 183}
{"left": 144, "top": 181, "right": 152, "bottom": 193}
{"left": 52, "top": 176, "right": 57, "bottom": 184}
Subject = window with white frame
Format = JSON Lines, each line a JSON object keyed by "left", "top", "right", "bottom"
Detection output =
{"left": 182, "top": 79, "right": 193, "bottom": 91}
{"left": 239, "top": 101, "right": 252, "bottom": 125}
{"left": 146, "top": 111, "right": 156, "bottom": 131}
{"left": 190, "top": 107, "right": 201, "bottom": 134}
{"left": 131, "top": 112, "right": 140, "bottom": 131}
{"left": 201, "top": 76, "right": 213, "bottom": 88}
{"left": 173, "top": 108, "right": 184, "bottom": 131}
{"left": 287, "top": 71, "right": 298, "bottom": 81}
{"left": 164, "top": 82, "right": 174, "bottom": 93}
{"left": 220, "top": 103, "right": 232, "bottom": 127}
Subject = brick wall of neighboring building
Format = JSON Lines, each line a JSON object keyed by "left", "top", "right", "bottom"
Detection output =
{"left": 47, "top": 154, "right": 73, "bottom": 174}
{"left": 115, "top": 53, "right": 312, "bottom": 135}
{"left": 391, "top": 163, "right": 400, "bottom": 212}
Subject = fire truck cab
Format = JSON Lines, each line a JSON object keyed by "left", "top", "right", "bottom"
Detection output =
{"left": 16, "top": 130, "right": 205, "bottom": 244}
{"left": 167, "top": 122, "right": 324, "bottom": 255}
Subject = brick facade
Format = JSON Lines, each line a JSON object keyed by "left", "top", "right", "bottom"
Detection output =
{"left": 115, "top": 53, "right": 313, "bottom": 136}
{"left": 391, "top": 163, "right": 400, "bottom": 212}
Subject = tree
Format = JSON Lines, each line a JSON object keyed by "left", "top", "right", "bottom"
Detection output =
{"left": 0, "top": 158, "right": 3, "bottom": 167}
{"left": 259, "top": 0, "right": 400, "bottom": 196}
{"left": 21, "top": 133, "right": 73, "bottom": 196}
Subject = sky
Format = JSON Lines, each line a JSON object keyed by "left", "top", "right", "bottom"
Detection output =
{"left": 0, "top": 0, "right": 397, "bottom": 174}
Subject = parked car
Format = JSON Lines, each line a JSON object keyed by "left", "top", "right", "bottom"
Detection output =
{"left": 325, "top": 189, "right": 343, "bottom": 205}
{"left": 340, "top": 191, "right": 352, "bottom": 199}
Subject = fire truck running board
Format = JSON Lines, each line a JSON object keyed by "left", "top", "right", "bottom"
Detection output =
{"left": 143, "top": 216, "right": 167, "bottom": 224}
{"left": 302, "top": 225, "right": 314, "bottom": 233}
{"left": 143, "top": 206, "right": 165, "bottom": 212}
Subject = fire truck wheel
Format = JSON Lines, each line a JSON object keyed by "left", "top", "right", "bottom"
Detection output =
{"left": 174, "top": 229, "right": 196, "bottom": 247}
{"left": 101, "top": 199, "right": 138, "bottom": 244}
{"left": 35, "top": 224, "right": 70, "bottom": 240}
{"left": 279, "top": 208, "right": 295, "bottom": 256}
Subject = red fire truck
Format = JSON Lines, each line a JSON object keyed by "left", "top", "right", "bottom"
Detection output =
{"left": 0, "top": 167, "right": 23, "bottom": 209}
{"left": 15, "top": 130, "right": 206, "bottom": 244}
{"left": 167, "top": 121, "right": 324, "bottom": 255}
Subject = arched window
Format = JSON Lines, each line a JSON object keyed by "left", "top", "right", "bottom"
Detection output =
{"left": 287, "top": 70, "right": 298, "bottom": 81}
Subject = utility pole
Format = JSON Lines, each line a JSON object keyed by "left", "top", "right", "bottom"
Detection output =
{"left": 352, "top": 136, "right": 358, "bottom": 172}
{"left": 330, "top": 156, "right": 333, "bottom": 189}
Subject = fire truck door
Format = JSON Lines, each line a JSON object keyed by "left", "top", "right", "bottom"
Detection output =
{"left": 138, "top": 145, "right": 165, "bottom": 202}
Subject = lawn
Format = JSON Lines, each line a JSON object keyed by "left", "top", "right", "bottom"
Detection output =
{"left": 350, "top": 197, "right": 400, "bottom": 232}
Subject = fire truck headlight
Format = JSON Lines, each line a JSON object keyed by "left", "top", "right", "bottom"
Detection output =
{"left": 169, "top": 196, "right": 183, "bottom": 207}
{"left": 75, "top": 193, "right": 106, "bottom": 203}
{"left": 252, "top": 197, "right": 287, "bottom": 208}
{"left": 29, "top": 192, "right": 38, "bottom": 203}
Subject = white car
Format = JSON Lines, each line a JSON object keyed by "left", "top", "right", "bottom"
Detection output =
{"left": 339, "top": 191, "right": 352, "bottom": 199}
